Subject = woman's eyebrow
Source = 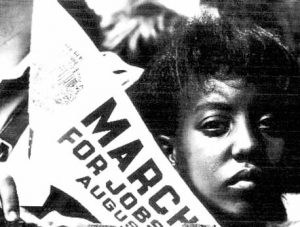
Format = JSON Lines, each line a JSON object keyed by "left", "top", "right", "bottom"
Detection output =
{"left": 194, "top": 102, "right": 234, "bottom": 113}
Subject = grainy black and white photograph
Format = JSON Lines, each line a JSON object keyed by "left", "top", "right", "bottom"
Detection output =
{"left": 1, "top": 0, "right": 300, "bottom": 226}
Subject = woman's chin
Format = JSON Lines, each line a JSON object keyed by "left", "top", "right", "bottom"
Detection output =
{"left": 216, "top": 198, "right": 285, "bottom": 223}
{"left": 217, "top": 200, "right": 258, "bottom": 221}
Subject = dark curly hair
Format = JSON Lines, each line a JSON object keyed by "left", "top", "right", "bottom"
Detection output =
{"left": 128, "top": 18, "right": 300, "bottom": 140}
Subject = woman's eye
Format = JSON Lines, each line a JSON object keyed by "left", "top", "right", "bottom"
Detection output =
{"left": 258, "top": 114, "right": 280, "bottom": 136}
{"left": 196, "top": 117, "right": 231, "bottom": 137}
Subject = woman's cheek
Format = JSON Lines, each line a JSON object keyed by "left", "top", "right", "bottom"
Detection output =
{"left": 265, "top": 136, "right": 285, "bottom": 164}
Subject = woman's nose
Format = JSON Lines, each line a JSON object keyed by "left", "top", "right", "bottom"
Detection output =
{"left": 231, "top": 115, "right": 261, "bottom": 161}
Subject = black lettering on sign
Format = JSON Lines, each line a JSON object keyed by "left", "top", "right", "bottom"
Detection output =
{"left": 76, "top": 176, "right": 91, "bottom": 189}
{"left": 86, "top": 154, "right": 107, "bottom": 175}
{"left": 149, "top": 185, "right": 180, "bottom": 215}
{"left": 106, "top": 180, "right": 126, "bottom": 195}
{"left": 103, "top": 198, "right": 116, "bottom": 212}
{"left": 147, "top": 220, "right": 163, "bottom": 227}
{"left": 126, "top": 221, "right": 138, "bottom": 227}
{"left": 108, "top": 139, "right": 143, "bottom": 172}
{"left": 115, "top": 210, "right": 128, "bottom": 222}
{"left": 120, "top": 192, "right": 137, "bottom": 210}
{"left": 132, "top": 206, "right": 151, "bottom": 223}
{"left": 128, "top": 159, "right": 162, "bottom": 195}
{"left": 73, "top": 140, "right": 95, "bottom": 160}
{"left": 58, "top": 127, "right": 82, "bottom": 144}
{"left": 167, "top": 206, "right": 199, "bottom": 225}
{"left": 90, "top": 185, "right": 106, "bottom": 199}
{"left": 81, "top": 97, "right": 130, "bottom": 147}
{"left": 113, "top": 70, "right": 127, "bottom": 74}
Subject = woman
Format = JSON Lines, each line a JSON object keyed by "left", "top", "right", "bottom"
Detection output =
{"left": 127, "top": 18, "right": 300, "bottom": 226}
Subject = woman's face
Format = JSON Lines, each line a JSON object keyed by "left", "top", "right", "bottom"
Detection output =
{"left": 173, "top": 78, "right": 286, "bottom": 221}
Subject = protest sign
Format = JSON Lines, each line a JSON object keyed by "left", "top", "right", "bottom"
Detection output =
{"left": 9, "top": 0, "right": 220, "bottom": 226}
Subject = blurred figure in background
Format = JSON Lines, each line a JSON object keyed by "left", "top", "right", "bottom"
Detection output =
{"left": 85, "top": 0, "right": 219, "bottom": 67}
{"left": 84, "top": 0, "right": 300, "bottom": 65}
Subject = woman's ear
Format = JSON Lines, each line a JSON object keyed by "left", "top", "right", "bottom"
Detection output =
{"left": 157, "top": 135, "right": 177, "bottom": 167}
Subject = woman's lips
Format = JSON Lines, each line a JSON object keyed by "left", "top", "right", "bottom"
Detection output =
{"left": 226, "top": 168, "right": 262, "bottom": 191}
{"left": 228, "top": 180, "right": 256, "bottom": 190}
